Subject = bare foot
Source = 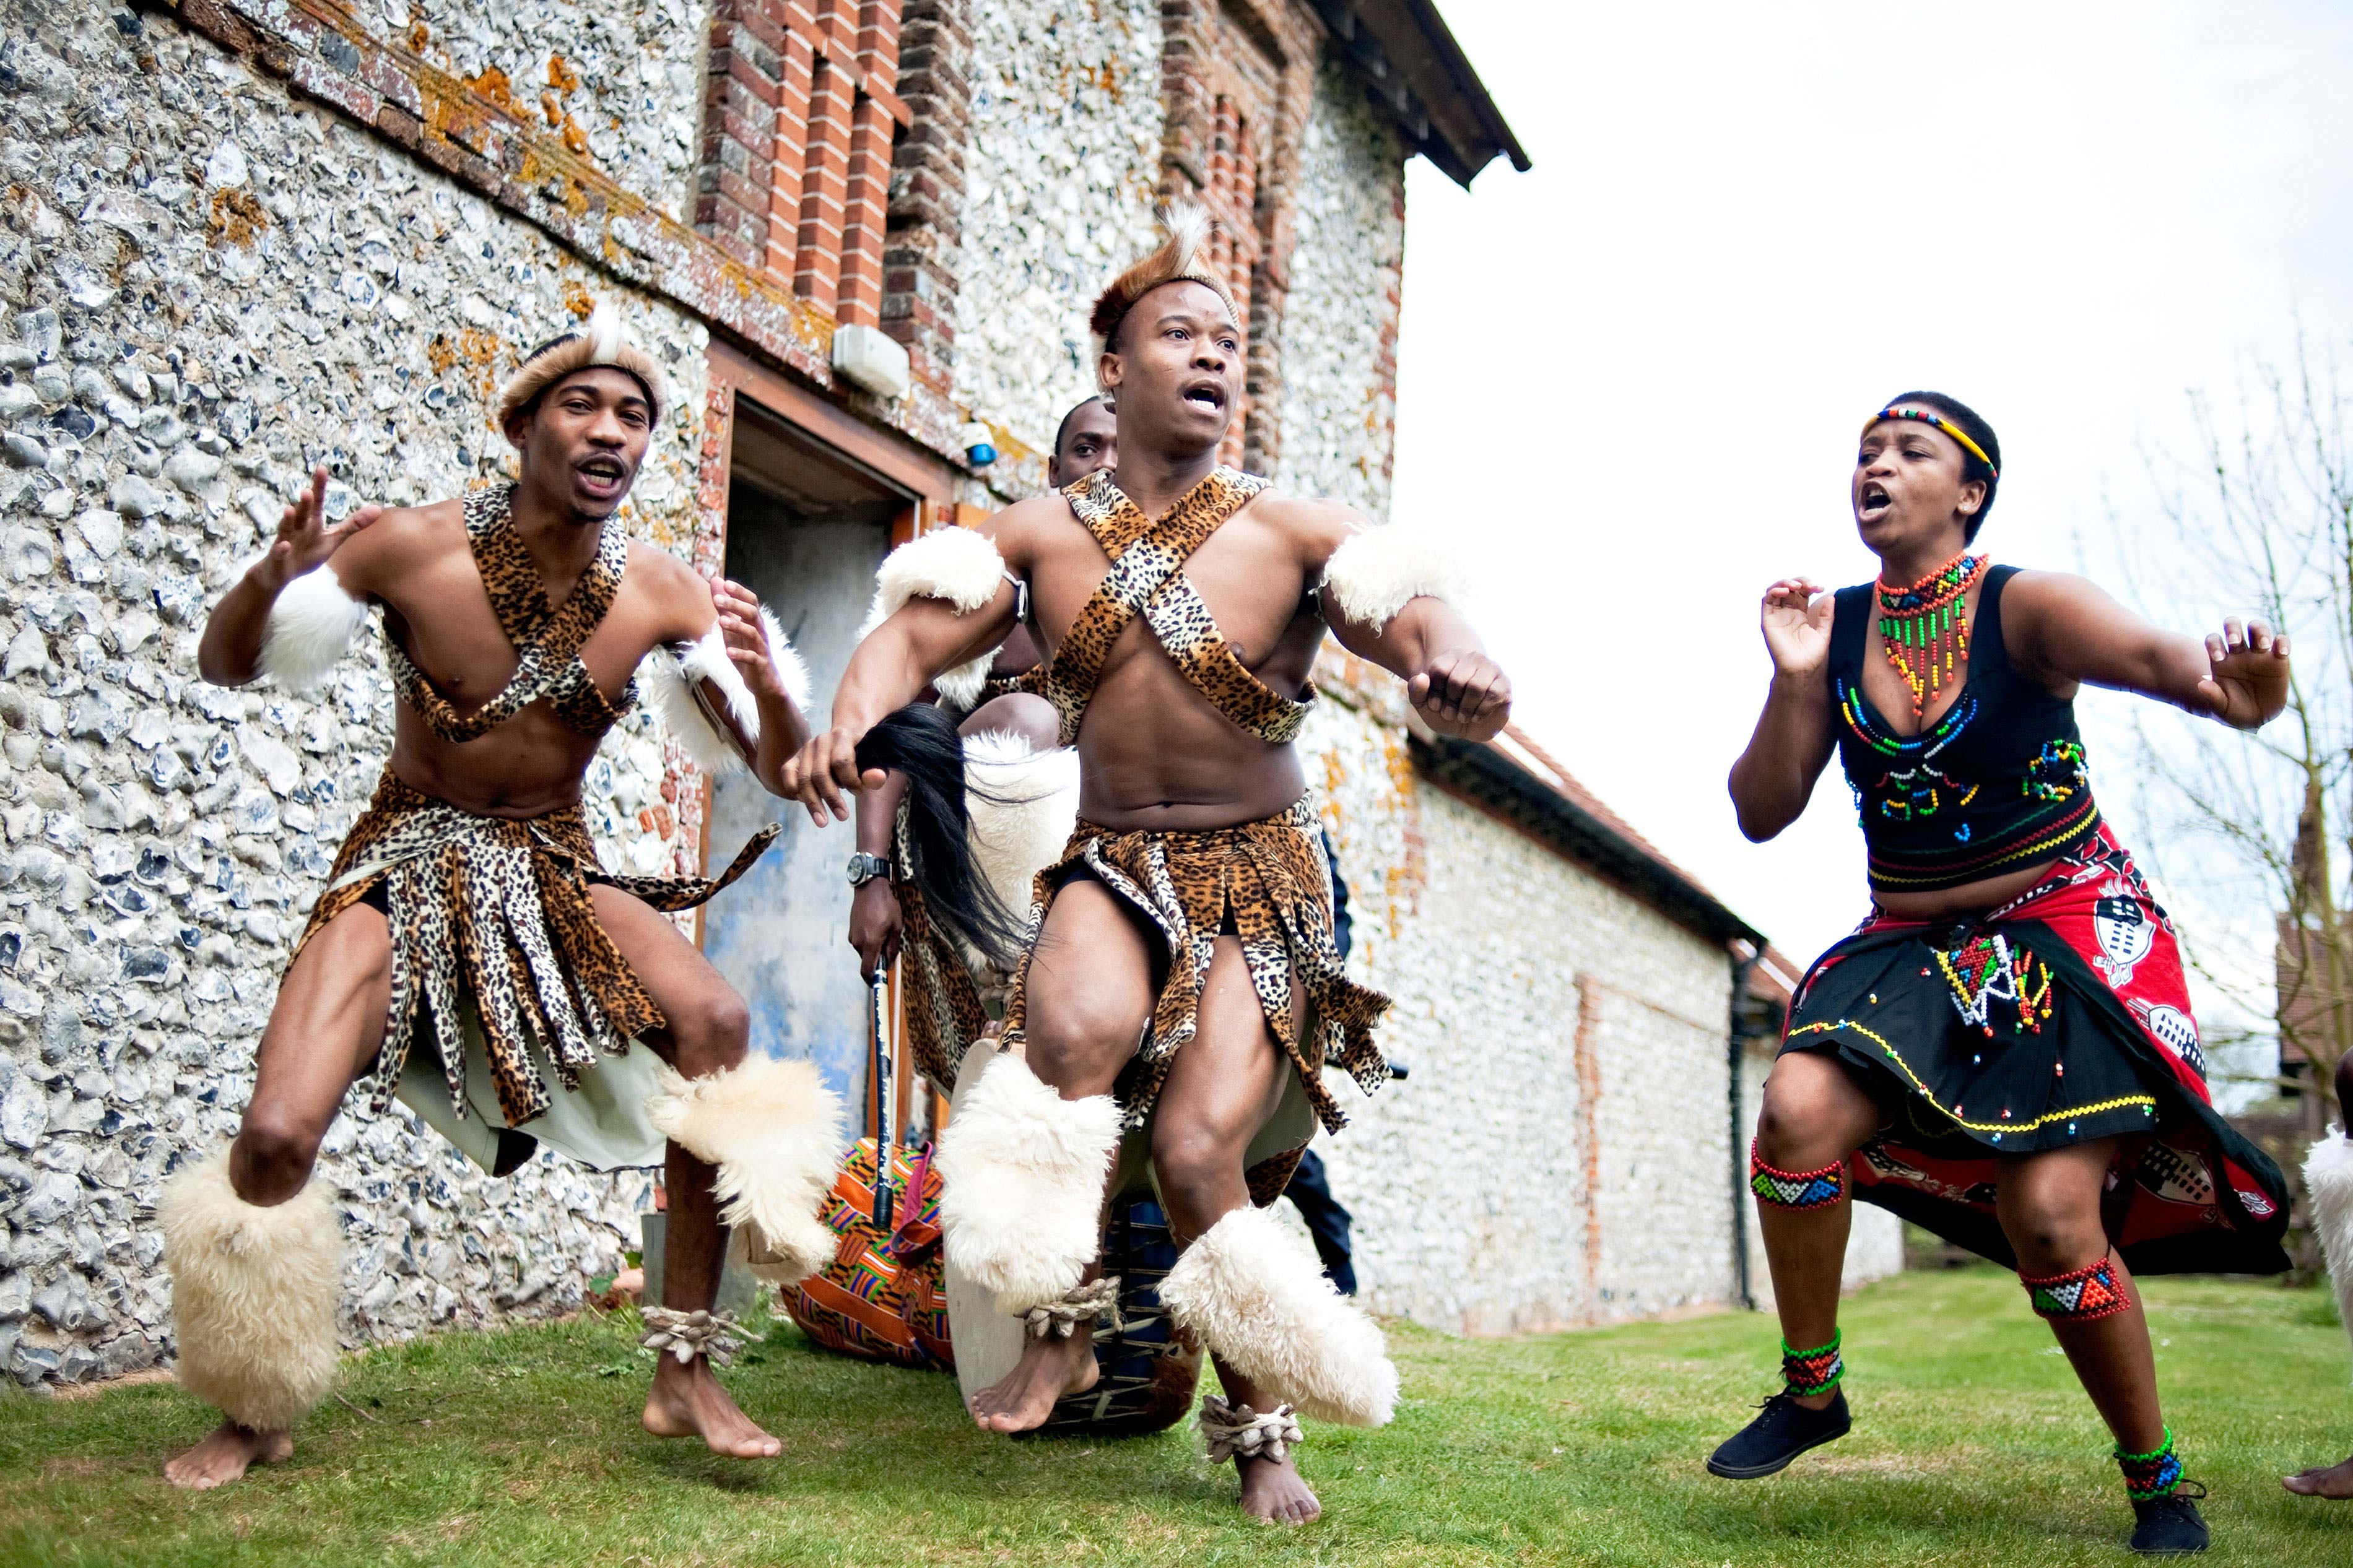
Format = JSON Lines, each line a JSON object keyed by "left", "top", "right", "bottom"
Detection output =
{"left": 1238, "top": 1451, "right": 1321, "bottom": 1523}
{"left": 969, "top": 1329, "right": 1097, "bottom": 1434}
{"left": 163, "top": 1419, "right": 292, "bottom": 1489}
{"left": 2284, "top": 1453, "right": 2353, "bottom": 1497}
{"left": 642, "top": 1356, "right": 781, "bottom": 1458}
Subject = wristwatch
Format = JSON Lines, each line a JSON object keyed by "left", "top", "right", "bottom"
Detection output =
{"left": 845, "top": 852, "right": 893, "bottom": 888}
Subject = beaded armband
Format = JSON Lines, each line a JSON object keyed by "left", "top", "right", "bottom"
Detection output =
{"left": 2022, "top": 1258, "right": 2130, "bottom": 1322}
{"left": 2115, "top": 1426, "right": 2183, "bottom": 1501}
{"left": 1749, "top": 1141, "right": 1847, "bottom": 1210}
{"left": 1781, "top": 1332, "right": 1845, "bottom": 1397}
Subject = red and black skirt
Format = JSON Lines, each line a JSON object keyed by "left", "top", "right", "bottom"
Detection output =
{"left": 1781, "top": 824, "right": 2290, "bottom": 1275}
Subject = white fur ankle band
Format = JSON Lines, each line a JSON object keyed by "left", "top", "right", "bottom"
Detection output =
{"left": 936, "top": 1050, "right": 1122, "bottom": 1312}
{"left": 861, "top": 526, "right": 1011, "bottom": 711}
{"left": 1158, "top": 1203, "right": 1399, "bottom": 1427}
{"left": 244, "top": 558, "right": 368, "bottom": 693}
{"left": 2303, "top": 1130, "right": 2353, "bottom": 1368}
{"left": 646, "top": 1056, "right": 845, "bottom": 1288}
{"left": 160, "top": 1151, "right": 346, "bottom": 1432}
{"left": 643, "top": 607, "right": 809, "bottom": 775}
{"left": 1320, "top": 524, "right": 1468, "bottom": 635}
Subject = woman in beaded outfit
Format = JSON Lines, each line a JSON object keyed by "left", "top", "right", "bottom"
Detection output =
{"left": 1715, "top": 392, "right": 2295, "bottom": 1554}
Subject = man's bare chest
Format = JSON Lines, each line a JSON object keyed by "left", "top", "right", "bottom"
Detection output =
{"left": 1029, "top": 521, "right": 1313, "bottom": 672}
{"left": 379, "top": 551, "right": 654, "bottom": 704}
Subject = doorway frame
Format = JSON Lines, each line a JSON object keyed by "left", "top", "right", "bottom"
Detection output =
{"left": 690, "top": 339, "right": 968, "bottom": 1146}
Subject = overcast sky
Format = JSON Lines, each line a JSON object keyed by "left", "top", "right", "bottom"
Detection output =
{"left": 1389, "top": 1, "right": 2353, "bottom": 1013}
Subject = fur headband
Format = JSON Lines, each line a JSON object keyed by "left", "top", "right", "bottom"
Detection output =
{"left": 1087, "top": 202, "right": 1242, "bottom": 360}
{"left": 496, "top": 298, "right": 670, "bottom": 433}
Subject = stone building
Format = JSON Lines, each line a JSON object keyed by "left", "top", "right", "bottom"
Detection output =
{"left": 0, "top": 0, "right": 1883, "bottom": 1386}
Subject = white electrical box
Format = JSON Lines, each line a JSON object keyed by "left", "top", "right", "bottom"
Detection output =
{"left": 832, "top": 324, "right": 911, "bottom": 401}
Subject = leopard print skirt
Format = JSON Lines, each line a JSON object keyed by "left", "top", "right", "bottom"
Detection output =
{"left": 297, "top": 769, "right": 776, "bottom": 1129}
{"left": 997, "top": 795, "right": 1391, "bottom": 1141}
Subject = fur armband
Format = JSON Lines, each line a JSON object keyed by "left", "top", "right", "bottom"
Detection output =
{"left": 1320, "top": 525, "right": 1469, "bottom": 635}
{"left": 240, "top": 556, "right": 368, "bottom": 693}
{"left": 2305, "top": 1130, "right": 2353, "bottom": 1365}
{"left": 644, "top": 606, "right": 809, "bottom": 775}
{"left": 859, "top": 526, "right": 1009, "bottom": 711}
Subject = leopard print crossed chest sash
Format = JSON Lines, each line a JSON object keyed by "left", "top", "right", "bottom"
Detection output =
{"left": 386, "top": 483, "right": 638, "bottom": 743}
{"left": 1034, "top": 465, "right": 1314, "bottom": 748}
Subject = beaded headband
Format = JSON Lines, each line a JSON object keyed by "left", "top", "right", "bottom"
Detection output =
{"left": 1864, "top": 405, "right": 1998, "bottom": 479}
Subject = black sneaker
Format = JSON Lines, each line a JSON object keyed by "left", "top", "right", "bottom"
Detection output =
{"left": 1705, "top": 1389, "right": 1851, "bottom": 1479}
{"left": 2129, "top": 1481, "right": 2209, "bottom": 1555}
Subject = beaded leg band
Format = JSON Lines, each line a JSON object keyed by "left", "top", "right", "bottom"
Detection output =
{"left": 2022, "top": 1257, "right": 2131, "bottom": 1322}
{"left": 1023, "top": 1276, "right": 1123, "bottom": 1340}
{"left": 1781, "top": 1331, "right": 1844, "bottom": 1397}
{"left": 2116, "top": 1426, "right": 2183, "bottom": 1501}
{"left": 1200, "top": 1396, "right": 1304, "bottom": 1466}
{"left": 1750, "top": 1141, "right": 1846, "bottom": 1210}
{"left": 641, "top": 1307, "right": 747, "bottom": 1367}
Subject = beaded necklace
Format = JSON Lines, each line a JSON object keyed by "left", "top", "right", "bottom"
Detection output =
{"left": 1876, "top": 550, "right": 1988, "bottom": 717}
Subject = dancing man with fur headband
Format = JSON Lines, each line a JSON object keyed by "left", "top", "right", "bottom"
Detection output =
{"left": 163, "top": 302, "right": 844, "bottom": 1488}
{"left": 784, "top": 210, "right": 1510, "bottom": 1523}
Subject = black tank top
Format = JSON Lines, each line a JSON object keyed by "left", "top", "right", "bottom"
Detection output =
{"left": 1829, "top": 565, "right": 2101, "bottom": 894}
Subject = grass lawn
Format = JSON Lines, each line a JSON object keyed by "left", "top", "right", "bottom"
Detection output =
{"left": 0, "top": 1267, "right": 2346, "bottom": 1567}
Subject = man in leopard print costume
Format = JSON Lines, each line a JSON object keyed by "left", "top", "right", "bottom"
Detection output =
{"left": 162, "top": 302, "right": 843, "bottom": 1488}
{"left": 786, "top": 209, "right": 1511, "bottom": 1523}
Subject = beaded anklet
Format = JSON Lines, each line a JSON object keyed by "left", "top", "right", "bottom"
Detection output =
{"left": 1781, "top": 1331, "right": 1844, "bottom": 1397}
{"left": 2115, "top": 1427, "right": 2183, "bottom": 1502}
{"left": 1750, "top": 1141, "right": 1846, "bottom": 1210}
{"left": 2022, "top": 1257, "right": 2131, "bottom": 1322}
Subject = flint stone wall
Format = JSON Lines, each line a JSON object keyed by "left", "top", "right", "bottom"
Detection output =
{"left": 1299, "top": 666, "right": 1745, "bottom": 1332}
{"left": 948, "top": 0, "right": 1162, "bottom": 451}
{"left": 1268, "top": 62, "right": 1404, "bottom": 519}
{"left": 0, "top": 1, "right": 711, "bottom": 1387}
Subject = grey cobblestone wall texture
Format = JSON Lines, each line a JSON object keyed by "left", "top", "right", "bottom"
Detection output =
{"left": 947, "top": 0, "right": 1162, "bottom": 451}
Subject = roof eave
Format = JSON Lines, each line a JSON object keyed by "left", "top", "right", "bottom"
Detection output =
{"left": 1311, "top": 0, "right": 1531, "bottom": 189}
{"left": 1410, "top": 733, "right": 1765, "bottom": 950}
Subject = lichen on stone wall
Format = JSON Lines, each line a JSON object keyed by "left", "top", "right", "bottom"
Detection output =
{"left": 950, "top": 0, "right": 1163, "bottom": 453}
{"left": 402, "top": 0, "right": 706, "bottom": 220}
{"left": 1271, "top": 62, "right": 1404, "bottom": 519}
{"left": 0, "top": 1, "right": 711, "bottom": 1387}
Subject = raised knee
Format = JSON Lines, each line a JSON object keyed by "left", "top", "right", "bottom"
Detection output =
{"left": 235, "top": 1110, "right": 323, "bottom": 1200}
{"left": 2004, "top": 1197, "right": 2103, "bottom": 1272}
{"left": 1755, "top": 1080, "right": 1843, "bottom": 1167}
{"left": 670, "top": 989, "right": 750, "bottom": 1078}
{"left": 1024, "top": 1000, "right": 1133, "bottom": 1089}
{"left": 1149, "top": 1120, "right": 1238, "bottom": 1199}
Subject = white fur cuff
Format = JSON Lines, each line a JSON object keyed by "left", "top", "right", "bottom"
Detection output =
{"left": 860, "top": 526, "right": 1007, "bottom": 709}
{"left": 1321, "top": 524, "right": 1468, "bottom": 635}
{"left": 160, "top": 1151, "right": 346, "bottom": 1431}
{"left": 936, "top": 1050, "right": 1122, "bottom": 1313}
{"left": 2305, "top": 1130, "right": 2353, "bottom": 1369}
{"left": 645, "top": 607, "right": 809, "bottom": 775}
{"left": 648, "top": 1055, "right": 845, "bottom": 1287}
{"left": 245, "top": 558, "right": 368, "bottom": 693}
{"left": 1159, "top": 1203, "right": 1398, "bottom": 1427}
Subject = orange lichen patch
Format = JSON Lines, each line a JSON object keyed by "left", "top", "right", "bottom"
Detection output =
{"left": 407, "top": 20, "right": 429, "bottom": 51}
{"left": 560, "top": 117, "right": 589, "bottom": 157}
{"left": 561, "top": 280, "right": 595, "bottom": 318}
{"left": 206, "top": 187, "right": 271, "bottom": 248}
{"left": 540, "top": 90, "right": 564, "bottom": 128}
{"left": 546, "top": 52, "right": 581, "bottom": 95}
{"left": 426, "top": 333, "right": 458, "bottom": 376}
{"left": 464, "top": 66, "right": 514, "bottom": 108}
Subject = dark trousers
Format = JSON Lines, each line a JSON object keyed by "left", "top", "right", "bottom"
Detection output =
{"left": 1281, "top": 1148, "right": 1357, "bottom": 1296}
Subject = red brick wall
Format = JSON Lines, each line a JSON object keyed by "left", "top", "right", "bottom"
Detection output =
{"left": 695, "top": 0, "right": 909, "bottom": 329}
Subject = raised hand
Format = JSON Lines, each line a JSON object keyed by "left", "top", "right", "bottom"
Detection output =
{"left": 712, "top": 578, "right": 785, "bottom": 699}
{"left": 2196, "top": 617, "right": 2292, "bottom": 730}
{"left": 1407, "top": 649, "right": 1510, "bottom": 742}
{"left": 253, "top": 467, "right": 381, "bottom": 590}
{"left": 1761, "top": 576, "right": 1832, "bottom": 678}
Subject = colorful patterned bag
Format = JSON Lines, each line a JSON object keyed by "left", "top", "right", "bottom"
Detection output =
{"left": 785, "top": 1138, "right": 954, "bottom": 1371}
